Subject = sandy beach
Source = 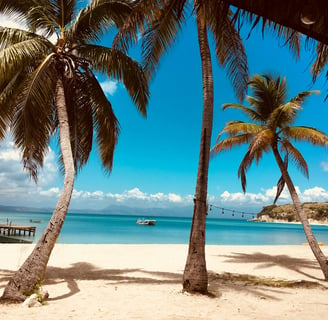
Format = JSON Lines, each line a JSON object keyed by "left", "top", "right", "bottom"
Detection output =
{"left": 0, "top": 244, "right": 327, "bottom": 319}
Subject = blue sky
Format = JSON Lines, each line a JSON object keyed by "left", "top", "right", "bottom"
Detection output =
{"left": 0, "top": 9, "right": 328, "bottom": 216}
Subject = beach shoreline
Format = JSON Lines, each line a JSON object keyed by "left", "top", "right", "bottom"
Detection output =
{"left": 1, "top": 244, "right": 328, "bottom": 319}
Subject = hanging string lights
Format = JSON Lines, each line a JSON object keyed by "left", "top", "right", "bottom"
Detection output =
{"left": 207, "top": 203, "right": 256, "bottom": 219}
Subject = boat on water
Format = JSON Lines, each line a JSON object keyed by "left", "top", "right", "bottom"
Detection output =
{"left": 29, "top": 219, "right": 42, "bottom": 223}
{"left": 136, "top": 219, "right": 156, "bottom": 226}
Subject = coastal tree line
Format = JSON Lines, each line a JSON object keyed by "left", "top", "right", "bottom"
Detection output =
{"left": 0, "top": 0, "right": 328, "bottom": 303}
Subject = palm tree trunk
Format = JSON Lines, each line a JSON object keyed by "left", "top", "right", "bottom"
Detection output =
{"left": 272, "top": 145, "right": 328, "bottom": 280}
{"left": 0, "top": 79, "right": 75, "bottom": 303}
{"left": 182, "top": 6, "right": 213, "bottom": 294}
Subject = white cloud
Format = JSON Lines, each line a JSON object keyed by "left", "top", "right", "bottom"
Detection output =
{"left": 100, "top": 80, "right": 118, "bottom": 96}
{"left": 101, "top": 188, "right": 193, "bottom": 209}
{"left": 0, "top": 136, "right": 59, "bottom": 206}
{"left": 40, "top": 187, "right": 60, "bottom": 197}
{"left": 0, "top": 137, "right": 327, "bottom": 212}
{"left": 320, "top": 161, "right": 328, "bottom": 172}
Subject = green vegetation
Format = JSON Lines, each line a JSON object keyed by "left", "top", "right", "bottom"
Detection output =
{"left": 257, "top": 202, "right": 328, "bottom": 223}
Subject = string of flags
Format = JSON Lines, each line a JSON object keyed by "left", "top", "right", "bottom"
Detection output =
{"left": 207, "top": 203, "right": 257, "bottom": 219}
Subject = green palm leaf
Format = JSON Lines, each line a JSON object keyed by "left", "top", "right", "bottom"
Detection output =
{"left": 112, "top": 0, "right": 162, "bottom": 53}
{"left": 78, "top": 44, "right": 149, "bottom": 115}
{"left": 68, "top": 0, "right": 132, "bottom": 43}
{"left": 208, "top": 3, "right": 248, "bottom": 101}
{"left": 12, "top": 56, "right": 58, "bottom": 181}
{"left": 283, "top": 126, "right": 328, "bottom": 146}
{"left": 141, "top": 0, "right": 187, "bottom": 79}
{"left": 86, "top": 70, "right": 120, "bottom": 172}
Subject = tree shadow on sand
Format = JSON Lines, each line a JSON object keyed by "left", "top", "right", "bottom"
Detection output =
{"left": 0, "top": 264, "right": 301, "bottom": 302}
{"left": 1, "top": 255, "right": 326, "bottom": 303}
{"left": 216, "top": 252, "right": 321, "bottom": 281}
{"left": 43, "top": 262, "right": 182, "bottom": 301}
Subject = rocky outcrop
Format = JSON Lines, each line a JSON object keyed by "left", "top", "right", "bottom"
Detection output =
{"left": 254, "top": 202, "right": 328, "bottom": 224}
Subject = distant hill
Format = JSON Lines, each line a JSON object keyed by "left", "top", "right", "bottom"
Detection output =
{"left": 254, "top": 202, "right": 328, "bottom": 224}
{"left": 0, "top": 203, "right": 194, "bottom": 218}
{"left": 0, "top": 204, "right": 51, "bottom": 213}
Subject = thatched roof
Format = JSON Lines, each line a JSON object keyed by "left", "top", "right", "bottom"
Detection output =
{"left": 223, "top": 0, "right": 328, "bottom": 44}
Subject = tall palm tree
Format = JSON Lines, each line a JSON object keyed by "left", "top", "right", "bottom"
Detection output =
{"left": 0, "top": 0, "right": 149, "bottom": 302}
{"left": 114, "top": 0, "right": 302, "bottom": 293}
{"left": 114, "top": 0, "right": 249, "bottom": 293}
{"left": 211, "top": 73, "right": 328, "bottom": 280}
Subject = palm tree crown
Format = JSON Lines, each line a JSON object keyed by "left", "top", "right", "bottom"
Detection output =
{"left": 212, "top": 73, "right": 328, "bottom": 200}
{"left": 0, "top": 0, "right": 149, "bottom": 180}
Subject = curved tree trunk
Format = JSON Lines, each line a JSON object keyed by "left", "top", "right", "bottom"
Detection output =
{"left": 183, "top": 7, "right": 213, "bottom": 294}
{"left": 272, "top": 145, "right": 328, "bottom": 280}
{"left": 1, "top": 79, "right": 75, "bottom": 303}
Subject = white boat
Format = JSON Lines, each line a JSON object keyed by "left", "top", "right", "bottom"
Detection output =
{"left": 136, "top": 219, "right": 156, "bottom": 226}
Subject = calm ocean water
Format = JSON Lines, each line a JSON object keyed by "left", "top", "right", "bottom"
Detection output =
{"left": 1, "top": 211, "right": 328, "bottom": 245}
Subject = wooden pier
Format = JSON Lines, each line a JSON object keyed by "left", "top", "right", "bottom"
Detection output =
{"left": 0, "top": 224, "right": 36, "bottom": 238}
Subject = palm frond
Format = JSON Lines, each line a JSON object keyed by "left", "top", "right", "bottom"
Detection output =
{"left": 289, "top": 90, "right": 319, "bottom": 104}
{"left": 282, "top": 126, "right": 328, "bottom": 147}
{"left": 0, "top": 1, "right": 38, "bottom": 19}
{"left": 248, "top": 129, "right": 273, "bottom": 163}
{"left": 208, "top": 4, "right": 248, "bottom": 101}
{"left": 0, "top": 72, "right": 26, "bottom": 140}
{"left": 112, "top": 0, "right": 163, "bottom": 52}
{"left": 78, "top": 44, "right": 149, "bottom": 115}
{"left": 247, "top": 74, "right": 288, "bottom": 118}
{"left": 280, "top": 138, "right": 309, "bottom": 178}
{"left": 211, "top": 133, "right": 253, "bottom": 156}
{"left": 233, "top": 8, "right": 301, "bottom": 59}
{"left": 12, "top": 55, "right": 58, "bottom": 181}
{"left": 58, "top": 70, "right": 94, "bottom": 174}
{"left": 0, "top": 0, "right": 60, "bottom": 37}
{"left": 53, "top": 0, "right": 77, "bottom": 28}
{"left": 273, "top": 151, "right": 288, "bottom": 205}
{"left": 268, "top": 102, "right": 300, "bottom": 130}
{"left": 0, "top": 27, "right": 42, "bottom": 49}
{"left": 68, "top": 0, "right": 133, "bottom": 44}
{"left": 237, "top": 150, "right": 253, "bottom": 193}
{"left": 0, "top": 37, "right": 52, "bottom": 88}
{"left": 216, "top": 121, "right": 261, "bottom": 141}
{"left": 85, "top": 69, "right": 120, "bottom": 172}
{"left": 223, "top": 102, "right": 263, "bottom": 122}
{"left": 273, "top": 175, "right": 285, "bottom": 205}
{"left": 141, "top": 0, "right": 187, "bottom": 79}
{"left": 310, "top": 42, "right": 328, "bottom": 82}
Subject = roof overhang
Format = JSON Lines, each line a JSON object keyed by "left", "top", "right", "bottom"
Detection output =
{"left": 222, "top": 0, "right": 328, "bottom": 45}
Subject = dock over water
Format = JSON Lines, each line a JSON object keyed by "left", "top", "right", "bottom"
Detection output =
{"left": 0, "top": 224, "right": 36, "bottom": 237}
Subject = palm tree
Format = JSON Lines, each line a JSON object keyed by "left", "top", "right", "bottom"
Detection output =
{"left": 114, "top": 0, "right": 303, "bottom": 293}
{"left": 113, "top": 0, "right": 249, "bottom": 293}
{"left": 211, "top": 73, "right": 328, "bottom": 280}
{"left": 0, "top": 0, "right": 149, "bottom": 302}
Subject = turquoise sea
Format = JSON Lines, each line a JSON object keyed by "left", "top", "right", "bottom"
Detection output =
{"left": 1, "top": 211, "right": 328, "bottom": 245}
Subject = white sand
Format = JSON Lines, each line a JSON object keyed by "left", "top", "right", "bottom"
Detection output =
{"left": 0, "top": 244, "right": 328, "bottom": 319}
